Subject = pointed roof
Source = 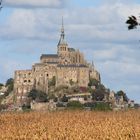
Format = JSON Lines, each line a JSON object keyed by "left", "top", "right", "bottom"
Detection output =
{"left": 92, "top": 61, "right": 95, "bottom": 69}
{"left": 58, "top": 17, "right": 67, "bottom": 46}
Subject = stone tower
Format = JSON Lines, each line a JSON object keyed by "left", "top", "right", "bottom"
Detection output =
{"left": 57, "top": 17, "right": 68, "bottom": 57}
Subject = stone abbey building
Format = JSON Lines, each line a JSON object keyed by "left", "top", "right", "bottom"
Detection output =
{"left": 14, "top": 21, "right": 100, "bottom": 105}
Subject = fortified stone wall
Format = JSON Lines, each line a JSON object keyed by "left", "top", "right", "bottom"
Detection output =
{"left": 32, "top": 63, "right": 48, "bottom": 93}
{"left": 56, "top": 66, "right": 78, "bottom": 86}
{"left": 56, "top": 65, "right": 89, "bottom": 87}
{"left": 78, "top": 67, "right": 89, "bottom": 87}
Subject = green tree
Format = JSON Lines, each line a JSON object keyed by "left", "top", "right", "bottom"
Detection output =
{"left": 28, "top": 89, "right": 48, "bottom": 102}
{"left": 0, "top": 83, "right": 4, "bottom": 90}
{"left": 97, "top": 84, "right": 106, "bottom": 90}
{"left": 87, "top": 87, "right": 94, "bottom": 93}
{"left": 0, "top": 83, "right": 3, "bottom": 86}
{"left": 116, "top": 90, "right": 128, "bottom": 102}
{"left": 6, "top": 78, "right": 14, "bottom": 86}
{"left": 92, "top": 89, "right": 105, "bottom": 101}
{"left": 88, "top": 78, "right": 99, "bottom": 88}
{"left": 5, "top": 78, "right": 14, "bottom": 94}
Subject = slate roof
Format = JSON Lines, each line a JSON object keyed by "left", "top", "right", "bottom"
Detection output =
{"left": 40, "top": 54, "right": 58, "bottom": 59}
{"left": 57, "top": 64, "right": 88, "bottom": 68}
{"left": 68, "top": 48, "right": 75, "bottom": 52}
{"left": 47, "top": 62, "right": 58, "bottom": 64}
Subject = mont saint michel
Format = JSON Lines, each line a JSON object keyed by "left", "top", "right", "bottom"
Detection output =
{"left": 14, "top": 21, "right": 100, "bottom": 106}
{"left": 0, "top": 20, "right": 135, "bottom": 110}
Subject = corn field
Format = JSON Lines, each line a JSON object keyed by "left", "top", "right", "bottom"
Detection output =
{"left": 0, "top": 110, "right": 139, "bottom": 140}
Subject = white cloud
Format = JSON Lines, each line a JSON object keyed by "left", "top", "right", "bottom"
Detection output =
{"left": 99, "top": 61, "right": 140, "bottom": 78}
{"left": 1, "top": 2, "right": 140, "bottom": 42}
{"left": 5, "top": 10, "right": 36, "bottom": 38}
{"left": 0, "top": 9, "right": 59, "bottom": 40}
{"left": 4, "top": 0, "right": 65, "bottom": 8}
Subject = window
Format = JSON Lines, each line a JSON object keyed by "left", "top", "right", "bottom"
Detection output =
{"left": 24, "top": 80, "right": 27, "bottom": 83}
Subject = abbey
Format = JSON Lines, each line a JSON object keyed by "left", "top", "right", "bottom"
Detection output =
{"left": 14, "top": 21, "right": 100, "bottom": 105}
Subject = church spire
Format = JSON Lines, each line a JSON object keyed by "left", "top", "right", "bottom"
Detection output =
{"left": 58, "top": 17, "right": 67, "bottom": 46}
{"left": 61, "top": 16, "right": 64, "bottom": 38}
{"left": 92, "top": 61, "right": 95, "bottom": 70}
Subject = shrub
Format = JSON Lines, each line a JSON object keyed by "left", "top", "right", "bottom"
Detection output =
{"left": 56, "top": 102, "right": 66, "bottom": 107}
{"left": 87, "top": 87, "right": 94, "bottom": 93}
{"left": 61, "top": 94, "right": 68, "bottom": 102}
{"left": 48, "top": 76, "right": 56, "bottom": 87}
{"left": 84, "top": 102, "right": 111, "bottom": 111}
{"left": 22, "top": 104, "right": 31, "bottom": 111}
{"left": 93, "top": 102, "right": 112, "bottom": 111}
{"left": 0, "top": 104, "right": 8, "bottom": 111}
{"left": 53, "top": 97, "right": 58, "bottom": 102}
{"left": 84, "top": 102, "right": 96, "bottom": 108}
{"left": 67, "top": 101, "right": 83, "bottom": 109}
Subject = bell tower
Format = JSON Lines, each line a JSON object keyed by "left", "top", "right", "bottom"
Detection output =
{"left": 57, "top": 17, "right": 68, "bottom": 56}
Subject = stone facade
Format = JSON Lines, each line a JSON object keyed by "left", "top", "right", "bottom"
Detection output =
{"left": 14, "top": 70, "right": 34, "bottom": 105}
{"left": 14, "top": 21, "right": 100, "bottom": 106}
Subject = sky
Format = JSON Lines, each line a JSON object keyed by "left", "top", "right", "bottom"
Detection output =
{"left": 0, "top": 0, "right": 140, "bottom": 103}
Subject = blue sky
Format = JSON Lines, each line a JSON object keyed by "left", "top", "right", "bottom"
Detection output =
{"left": 0, "top": 0, "right": 140, "bottom": 103}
